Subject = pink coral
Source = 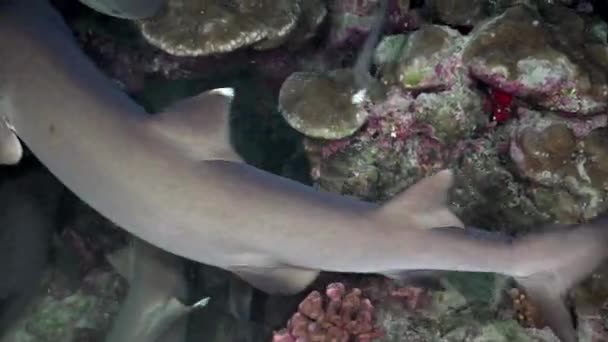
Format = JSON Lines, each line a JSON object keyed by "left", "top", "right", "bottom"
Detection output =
{"left": 272, "top": 283, "right": 382, "bottom": 342}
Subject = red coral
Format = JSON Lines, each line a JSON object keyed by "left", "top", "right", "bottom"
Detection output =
{"left": 272, "top": 283, "right": 382, "bottom": 342}
{"left": 488, "top": 87, "right": 514, "bottom": 123}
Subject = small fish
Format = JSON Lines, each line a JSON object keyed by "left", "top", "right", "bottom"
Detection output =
{"left": 0, "top": 1, "right": 606, "bottom": 341}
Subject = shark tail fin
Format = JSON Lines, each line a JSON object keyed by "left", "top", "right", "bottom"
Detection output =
{"left": 513, "top": 213, "right": 608, "bottom": 342}
{"left": 514, "top": 274, "right": 576, "bottom": 342}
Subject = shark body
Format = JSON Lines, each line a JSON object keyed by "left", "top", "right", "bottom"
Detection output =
{"left": 1, "top": 1, "right": 607, "bottom": 341}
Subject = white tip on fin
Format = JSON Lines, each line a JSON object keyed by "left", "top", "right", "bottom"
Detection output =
{"left": 209, "top": 87, "right": 235, "bottom": 98}
{"left": 146, "top": 87, "right": 242, "bottom": 162}
{"left": 0, "top": 120, "right": 22, "bottom": 165}
{"left": 378, "top": 169, "right": 464, "bottom": 229}
{"left": 191, "top": 297, "right": 210, "bottom": 309}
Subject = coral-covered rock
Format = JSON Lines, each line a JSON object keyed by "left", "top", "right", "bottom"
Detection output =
{"left": 279, "top": 69, "right": 371, "bottom": 139}
{"left": 379, "top": 25, "right": 466, "bottom": 90}
{"left": 278, "top": 0, "right": 328, "bottom": 49}
{"left": 572, "top": 264, "right": 608, "bottom": 342}
{"left": 272, "top": 282, "right": 381, "bottom": 342}
{"left": 509, "top": 109, "right": 608, "bottom": 222}
{"left": 326, "top": 0, "right": 412, "bottom": 48}
{"left": 463, "top": 5, "right": 608, "bottom": 116}
{"left": 138, "top": 0, "right": 302, "bottom": 56}
{"left": 424, "top": 0, "right": 489, "bottom": 27}
{"left": 364, "top": 274, "right": 560, "bottom": 342}
{"left": 77, "top": 0, "right": 163, "bottom": 19}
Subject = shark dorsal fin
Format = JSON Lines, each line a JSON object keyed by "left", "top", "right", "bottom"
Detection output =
{"left": 147, "top": 87, "right": 242, "bottom": 162}
{"left": 0, "top": 119, "right": 22, "bottom": 165}
{"left": 379, "top": 169, "right": 464, "bottom": 229}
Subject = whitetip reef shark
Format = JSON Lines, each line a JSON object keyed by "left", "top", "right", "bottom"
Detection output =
{"left": 0, "top": 1, "right": 607, "bottom": 341}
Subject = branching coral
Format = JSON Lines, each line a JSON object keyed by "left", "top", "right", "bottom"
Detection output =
{"left": 272, "top": 283, "right": 382, "bottom": 342}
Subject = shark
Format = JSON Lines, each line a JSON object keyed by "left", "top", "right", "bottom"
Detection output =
{"left": 0, "top": 1, "right": 607, "bottom": 341}
{"left": 105, "top": 237, "right": 208, "bottom": 342}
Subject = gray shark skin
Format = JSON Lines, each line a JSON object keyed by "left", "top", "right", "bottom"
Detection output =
{"left": 0, "top": 1, "right": 607, "bottom": 341}
{"left": 78, "top": 0, "right": 164, "bottom": 19}
{"left": 105, "top": 238, "right": 208, "bottom": 342}
{"left": 0, "top": 170, "right": 63, "bottom": 337}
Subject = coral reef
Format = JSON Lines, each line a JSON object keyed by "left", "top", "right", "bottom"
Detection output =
{"left": 137, "top": 0, "right": 327, "bottom": 56}
{"left": 279, "top": 69, "right": 371, "bottom": 139}
{"left": 462, "top": 5, "right": 608, "bottom": 116}
{"left": 296, "top": 1, "right": 608, "bottom": 230}
{"left": 64, "top": 0, "right": 608, "bottom": 340}
{"left": 326, "top": 0, "right": 413, "bottom": 48}
{"left": 138, "top": 0, "right": 300, "bottom": 56}
{"left": 272, "top": 282, "right": 381, "bottom": 342}
{"left": 423, "top": 0, "right": 489, "bottom": 27}
{"left": 358, "top": 274, "right": 562, "bottom": 342}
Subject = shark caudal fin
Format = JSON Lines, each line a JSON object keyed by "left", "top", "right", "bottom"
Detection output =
{"left": 513, "top": 214, "right": 608, "bottom": 342}
{"left": 515, "top": 275, "right": 576, "bottom": 342}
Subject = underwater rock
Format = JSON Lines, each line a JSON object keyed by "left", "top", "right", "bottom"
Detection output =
{"left": 373, "top": 34, "right": 406, "bottom": 66}
{"left": 510, "top": 108, "right": 608, "bottom": 222}
{"left": 423, "top": 0, "right": 489, "bottom": 27}
{"left": 572, "top": 264, "right": 608, "bottom": 342}
{"left": 272, "top": 282, "right": 381, "bottom": 341}
{"left": 0, "top": 171, "right": 64, "bottom": 335}
{"left": 463, "top": 5, "right": 608, "bottom": 116}
{"left": 363, "top": 274, "right": 560, "bottom": 342}
{"left": 278, "top": 69, "right": 371, "bottom": 139}
{"left": 326, "top": 0, "right": 411, "bottom": 48}
{"left": 78, "top": 0, "right": 163, "bottom": 19}
{"left": 138, "top": 0, "right": 302, "bottom": 56}
{"left": 302, "top": 76, "right": 487, "bottom": 203}
{"left": 272, "top": 0, "right": 328, "bottom": 50}
{"left": 303, "top": 88, "right": 450, "bottom": 202}
{"left": 0, "top": 265, "right": 125, "bottom": 342}
{"left": 449, "top": 130, "right": 550, "bottom": 233}
{"left": 379, "top": 25, "right": 466, "bottom": 90}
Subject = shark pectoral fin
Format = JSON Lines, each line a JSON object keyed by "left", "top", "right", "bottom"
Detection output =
{"left": 113, "top": 296, "right": 208, "bottom": 342}
{"left": 165, "top": 296, "right": 210, "bottom": 317}
{"left": 514, "top": 274, "right": 577, "bottom": 342}
{"left": 105, "top": 242, "right": 137, "bottom": 282}
{"left": 378, "top": 169, "right": 464, "bottom": 229}
{"left": 0, "top": 119, "right": 22, "bottom": 165}
{"left": 229, "top": 265, "right": 320, "bottom": 295}
{"left": 154, "top": 297, "right": 210, "bottom": 342}
{"left": 147, "top": 87, "right": 242, "bottom": 162}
